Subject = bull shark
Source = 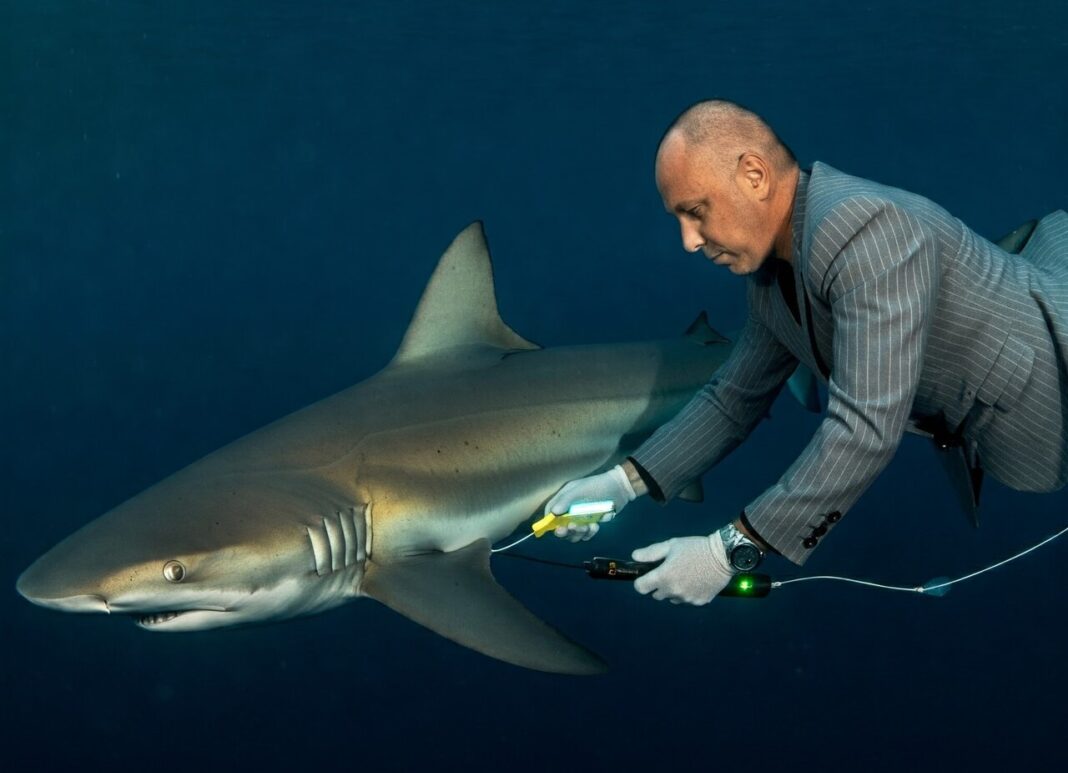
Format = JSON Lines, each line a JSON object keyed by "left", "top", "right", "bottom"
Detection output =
{"left": 17, "top": 222, "right": 737, "bottom": 674}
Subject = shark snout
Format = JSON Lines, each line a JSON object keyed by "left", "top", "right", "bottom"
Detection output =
{"left": 16, "top": 559, "right": 110, "bottom": 613}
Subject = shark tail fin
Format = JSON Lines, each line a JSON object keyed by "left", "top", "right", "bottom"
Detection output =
{"left": 360, "top": 539, "right": 606, "bottom": 675}
{"left": 391, "top": 222, "right": 541, "bottom": 366}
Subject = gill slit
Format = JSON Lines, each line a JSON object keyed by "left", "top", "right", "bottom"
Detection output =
{"left": 306, "top": 505, "right": 369, "bottom": 577}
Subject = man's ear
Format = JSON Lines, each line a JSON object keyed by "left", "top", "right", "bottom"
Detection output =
{"left": 736, "top": 152, "right": 771, "bottom": 201}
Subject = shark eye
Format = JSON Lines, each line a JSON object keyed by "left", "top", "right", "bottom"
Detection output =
{"left": 162, "top": 560, "right": 186, "bottom": 583}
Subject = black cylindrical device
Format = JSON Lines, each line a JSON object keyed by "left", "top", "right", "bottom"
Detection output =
{"left": 584, "top": 556, "right": 772, "bottom": 598}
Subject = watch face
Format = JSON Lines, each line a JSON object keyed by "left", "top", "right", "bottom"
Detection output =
{"left": 731, "top": 544, "right": 762, "bottom": 571}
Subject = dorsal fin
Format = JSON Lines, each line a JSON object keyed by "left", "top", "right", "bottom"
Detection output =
{"left": 391, "top": 222, "right": 540, "bottom": 365}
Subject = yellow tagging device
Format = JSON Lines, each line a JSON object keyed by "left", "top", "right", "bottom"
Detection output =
{"left": 531, "top": 500, "right": 616, "bottom": 538}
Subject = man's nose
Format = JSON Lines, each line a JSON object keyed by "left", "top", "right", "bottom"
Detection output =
{"left": 680, "top": 219, "right": 704, "bottom": 253}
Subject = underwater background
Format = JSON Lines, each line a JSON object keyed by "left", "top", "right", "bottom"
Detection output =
{"left": 3, "top": 1, "right": 1067, "bottom": 770}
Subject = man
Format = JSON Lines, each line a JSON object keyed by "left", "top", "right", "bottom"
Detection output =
{"left": 546, "top": 99, "right": 1068, "bottom": 605}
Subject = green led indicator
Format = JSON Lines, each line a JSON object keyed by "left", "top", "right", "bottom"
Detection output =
{"left": 718, "top": 573, "right": 770, "bottom": 598}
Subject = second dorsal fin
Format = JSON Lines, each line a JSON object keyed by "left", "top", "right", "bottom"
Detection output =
{"left": 685, "top": 312, "right": 730, "bottom": 345}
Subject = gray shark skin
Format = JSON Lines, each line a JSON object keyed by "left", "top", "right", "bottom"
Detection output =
{"left": 17, "top": 222, "right": 734, "bottom": 674}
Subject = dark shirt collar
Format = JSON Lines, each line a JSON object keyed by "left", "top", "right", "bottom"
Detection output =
{"left": 788, "top": 167, "right": 811, "bottom": 264}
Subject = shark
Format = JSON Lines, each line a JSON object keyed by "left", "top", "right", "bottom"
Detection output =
{"left": 17, "top": 222, "right": 738, "bottom": 675}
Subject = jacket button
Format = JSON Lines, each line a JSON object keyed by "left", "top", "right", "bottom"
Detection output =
{"left": 802, "top": 537, "right": 818, "bottom": 549}
{"left": 812, "top": 524, "right": 828, "bottom": 537}
{"left": 826, "top": 511, "right": 842, "bottom": 523}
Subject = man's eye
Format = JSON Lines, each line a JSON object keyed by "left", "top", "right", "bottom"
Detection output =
{"left": 687, "top": 207, "right": 704, "bottom": 219}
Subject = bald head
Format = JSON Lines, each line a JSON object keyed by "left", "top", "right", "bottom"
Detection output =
{"left": 655, "top": 100, "right": 800, "bottom": 272}
{"left": 661, "top": 100, "right": 796, "bottom": 177}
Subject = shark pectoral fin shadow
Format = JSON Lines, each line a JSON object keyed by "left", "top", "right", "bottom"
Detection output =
{"left": 360, "top": 539, "right": 606, "bottom": 675}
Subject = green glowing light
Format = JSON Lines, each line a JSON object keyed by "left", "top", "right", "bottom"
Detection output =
{"left": 739, "top": 577, "right": 753, "bottom": 592}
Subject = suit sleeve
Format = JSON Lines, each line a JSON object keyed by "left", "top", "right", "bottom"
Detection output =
{"left": 630, "top": 297, "right": 799, "bottom": 501}
{"left": 744, "top": 198, "right": 940, "bottom": 564}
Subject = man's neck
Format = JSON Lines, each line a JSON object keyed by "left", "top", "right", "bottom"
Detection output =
{"left": 771, "top": 165, "right": 800, "bottom": 263}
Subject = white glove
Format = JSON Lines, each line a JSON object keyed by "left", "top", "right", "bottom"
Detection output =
{"left": 544, "top": 465, "right": 637, "bottom": 542}
{"left": 632, "top": 530, "right": 734, "bottom": 605}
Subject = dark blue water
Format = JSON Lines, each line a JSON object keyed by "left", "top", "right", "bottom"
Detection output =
{"left": 3, "top": 2, "right": 1067, "bottom": 770}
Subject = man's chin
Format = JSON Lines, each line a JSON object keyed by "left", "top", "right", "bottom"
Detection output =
{"left": 727, "top": 252, "right": 775, "bottom": 275}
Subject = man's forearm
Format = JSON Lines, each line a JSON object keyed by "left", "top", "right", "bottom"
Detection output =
{"left": 619, "top": 458, "right": 649, "bottom": 497}
{"left": 623, "top": 457, "right": 774, "bottom": 555}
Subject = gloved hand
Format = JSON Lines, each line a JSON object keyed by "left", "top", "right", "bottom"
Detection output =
{"left": 632, "top": 530, "right": 734, "bottom": 605}
{"left": 544, "top": 464, "right": 637, "bottom": 542}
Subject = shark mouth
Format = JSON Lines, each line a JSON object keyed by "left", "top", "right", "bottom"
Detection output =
{"left": 133, "top": 607, "right": 232, "bottom": 630}
{"left": 137, "top": 611, "right": 184, "bottom": 626}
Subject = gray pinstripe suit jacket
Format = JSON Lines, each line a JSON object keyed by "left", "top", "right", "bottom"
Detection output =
{"left": 632, "top": 162, "right": 1068, "bottom": 564}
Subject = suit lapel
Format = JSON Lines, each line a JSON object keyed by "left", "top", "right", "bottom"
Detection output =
{"left": 790, "top": 170, "right": 833, "bottom": 379}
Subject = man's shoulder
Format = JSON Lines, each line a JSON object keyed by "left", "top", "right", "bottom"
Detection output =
{"left": 806, "top": 162, "right": 944, "bottom": 230}
{"left": 809, "top": 161, "right": 876, "bottom": 196}
{"left": 805, "top": 162, "right": 897, "bottom": 228}
{"left": 801, "top": 164, "right": 944, "bottom": 294}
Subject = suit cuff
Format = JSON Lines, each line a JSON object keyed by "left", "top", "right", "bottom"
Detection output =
{"left": 739, "top": 510, "right": 781, "bottom": 557}
{"left": 744, "top": 500, "right": 844, "bottom": 565}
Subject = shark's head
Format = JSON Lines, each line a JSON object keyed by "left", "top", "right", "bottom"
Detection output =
{"left": 17, "top": 471, "right": 364, "bottom": 632}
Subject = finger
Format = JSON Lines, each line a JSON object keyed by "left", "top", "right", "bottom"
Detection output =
{"left": 544, "top": 481, "right": 578, "bottom": 515}
{"left": 632, "top": 540, "right": 671, "bottom": 563}
{"left": 580, "top": 523, "right": 599, "bottom": 542}
{"left": 633, "top": 568, "right": 662, "bottom": 595}
{"left": 554, "top": 520, "right": 588, "bottom": 540}
{"left": 566, "top": 524, "right": 588, "bottom": 543}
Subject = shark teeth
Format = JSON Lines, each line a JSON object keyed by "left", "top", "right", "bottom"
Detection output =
{"left": 137, "top": 611, "right": 181, "bottom": 626}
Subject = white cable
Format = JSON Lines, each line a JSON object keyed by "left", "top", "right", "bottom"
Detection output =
{"left": 771, "top": 575, "right": 926, "bottom": 593}
{"left": 490, "top": 531, "right": 536, "bottom": 554}
{"left": 772, "top": 523, "right": 1068, "bottom": 595}
{"left": 918, "top": 523, "right": 1068, "bottom": 591}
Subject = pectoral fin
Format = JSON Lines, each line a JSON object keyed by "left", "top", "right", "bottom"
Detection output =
{"left": 677, "top": 479, "right": 705, "bottom": 503}
{"left": 360, "top": 539, "right": 606, "bottom": 675}
{"left": 787, "top": 365, "right": 822, "bottom": 413}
